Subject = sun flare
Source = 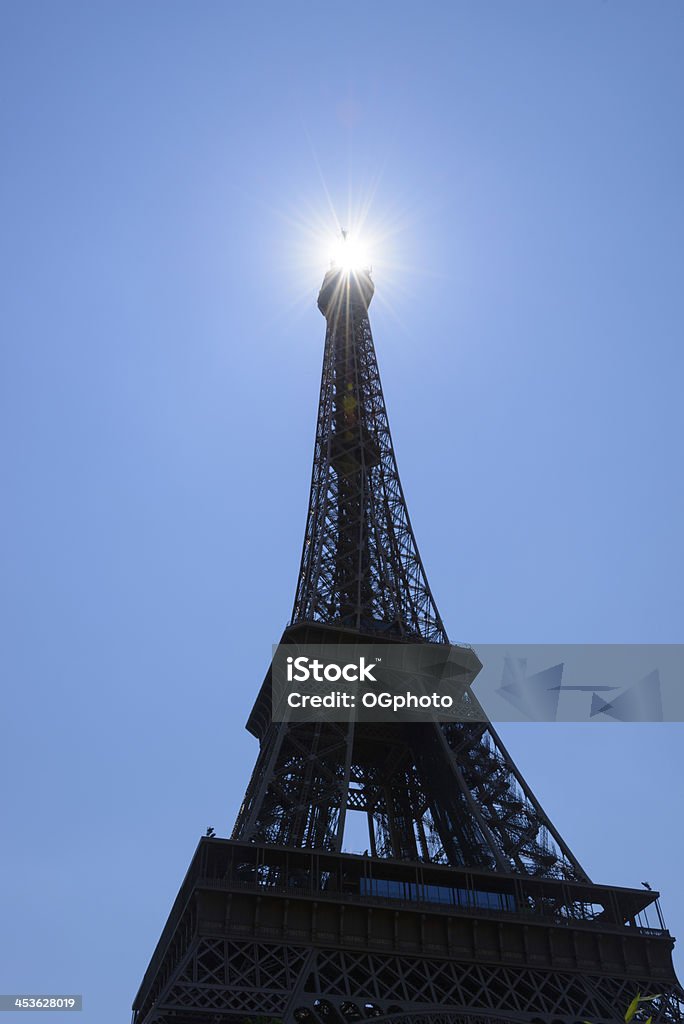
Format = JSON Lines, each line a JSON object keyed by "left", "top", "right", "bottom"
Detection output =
{"left": 269, "top": 182, "right": 419, "bottom": 330}
{"left": 330, "top": 230, "right": 370, "bottom": 273}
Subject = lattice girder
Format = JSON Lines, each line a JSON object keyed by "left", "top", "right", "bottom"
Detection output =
{"left": 132, "top": 842, "right": 684, "bottom": 1024}
{"left": 133, "top": 267, "right": 684, "bottom": 1023}
{"left": 292, "top": 270, "right": 446, "bottom": 643}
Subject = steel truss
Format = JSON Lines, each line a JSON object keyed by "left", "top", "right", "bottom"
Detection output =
{"left": 233, "top": 639, "right": 587, "bottom": 879}
{"left": 133, "top": 841, "right": 683, "bottom": 1024}
{"left": 133, "top": 266, "right": 684, "bottom": 1023}
{"left": 143, "top": 936, "right": 684, "bottom": 1023}
{"left": 292, "top": 270, "right": 445, "bottom": 643}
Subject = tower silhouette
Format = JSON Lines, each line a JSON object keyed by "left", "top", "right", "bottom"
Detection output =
{"left": 133, "top": 258, "right": 683, "bottom": 1024}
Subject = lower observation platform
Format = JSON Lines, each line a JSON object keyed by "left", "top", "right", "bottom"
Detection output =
{"left": 132, "top": 838, "right": 683, "bottom": 1024}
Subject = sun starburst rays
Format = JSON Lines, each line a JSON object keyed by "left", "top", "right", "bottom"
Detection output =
{"left": 256, "top": 173, "right": 436, "bottom": 349}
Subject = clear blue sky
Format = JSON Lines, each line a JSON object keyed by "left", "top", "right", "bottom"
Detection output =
{"left": 1, "top": 2, "right": 683, "bottom": 1021}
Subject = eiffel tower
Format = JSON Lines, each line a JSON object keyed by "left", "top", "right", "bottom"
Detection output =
{"left": 133, "top": 248, "right": 683, "bottom": 1024}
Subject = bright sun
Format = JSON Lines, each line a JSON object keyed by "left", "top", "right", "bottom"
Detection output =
{"left": 330, "top": 231, "right": 370, "bottom": 272}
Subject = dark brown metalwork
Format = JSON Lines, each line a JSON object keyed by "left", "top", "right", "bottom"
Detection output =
{"left": 133, "top": 263, "right": 683, "bottom": 1024}
{"left": 292, "top": 269, "right": 444, "bottom": 643}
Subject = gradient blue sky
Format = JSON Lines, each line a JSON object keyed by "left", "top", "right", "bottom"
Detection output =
{"left": 1, "top": 2, "right": 683, "bottom": 1021}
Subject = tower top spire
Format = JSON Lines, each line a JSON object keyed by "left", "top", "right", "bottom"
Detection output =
{"left": 317, "top": 264, "right": 374, "bottom": 319}
{"left": 328, "top": 229, "right": 371, "bottom": 271}
{"left": 294, "top": 263, "right": 446, "bottom": 642}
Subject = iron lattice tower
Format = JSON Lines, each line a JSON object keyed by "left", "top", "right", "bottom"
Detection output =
{"left": 133, "top": 262, "right": 683, "bottom": 1024}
